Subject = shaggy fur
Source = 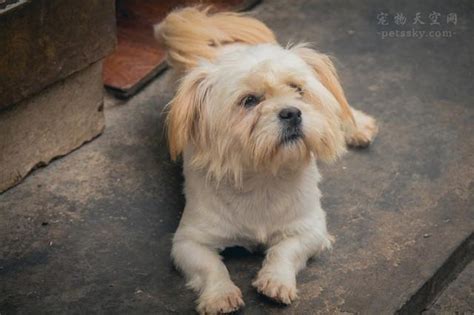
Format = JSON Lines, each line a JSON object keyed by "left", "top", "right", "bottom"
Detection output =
{"left": 155, "top": 7, "right": 378, "bottom": 314}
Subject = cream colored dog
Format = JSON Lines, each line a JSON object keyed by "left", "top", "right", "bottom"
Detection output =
{"left": 155, "top": 7, "right": 377, "bottom": 314}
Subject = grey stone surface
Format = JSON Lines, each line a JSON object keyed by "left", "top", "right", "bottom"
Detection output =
{"left": 0, "top": 0, "right": 473, "bottom": 314}
{"left": 424, "top": 261, "right": 474, "bottom": 314}
{"left": 0, "top": 62, "right": 105, "bottom": 193}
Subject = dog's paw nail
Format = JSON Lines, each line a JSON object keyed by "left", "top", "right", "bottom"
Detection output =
{"left": 253, "top": 275, "right": 297, "bottom": 305}
{"left": 197, "top": 284, "right": 244, "bottom": 314}
{"left": 347, "top": 135, "right": 371, "bottom": 148}
{"left": 346, "top": 111, "right": 378, "bottom": 149}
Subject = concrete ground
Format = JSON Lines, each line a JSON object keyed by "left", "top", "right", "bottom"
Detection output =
{"left": 424, "top": 261, "right": 474, "bottom": 314}
{"left": 1, "top": 0, "right": 473, "bottom": 314}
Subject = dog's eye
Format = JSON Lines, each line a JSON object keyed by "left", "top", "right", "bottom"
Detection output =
{"left": 289, "top": 83, "right": 304, "bottom": 95}
{"left": 241, "top": 95, "right": 260, "bottom": 108}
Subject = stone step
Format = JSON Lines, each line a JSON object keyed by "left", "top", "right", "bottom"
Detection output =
{"left": 0, "top": 62, "right": 105, "bottom": 193}
{"left": 0, "top": 0, "right": 115, "bottom": 193}
{"left": 0, "top": 0, "right": 115, "bottom": 109}
{"left": 423, "top": 261, "right": 474, "bottom": 314}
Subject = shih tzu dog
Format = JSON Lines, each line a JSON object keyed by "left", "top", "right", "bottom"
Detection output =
{"left": 155, "top": 7, "right": 377, "bottom": 314}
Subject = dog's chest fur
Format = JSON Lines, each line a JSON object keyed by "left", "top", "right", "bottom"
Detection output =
{"left": 182, "top": 156, "right": 324, "bottom": 248}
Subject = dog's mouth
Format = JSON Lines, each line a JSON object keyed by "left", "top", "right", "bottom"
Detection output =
{"left": 280, "top": 127, "right": 304, "bottom": 145}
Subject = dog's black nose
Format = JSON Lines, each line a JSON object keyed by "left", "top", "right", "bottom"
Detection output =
{"left": 279, "top": 107, "right": 302, "bottom": 126}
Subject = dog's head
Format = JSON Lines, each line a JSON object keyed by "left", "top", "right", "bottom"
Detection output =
{"left": 167, "top": 44, "right": 346, "bottom": 183}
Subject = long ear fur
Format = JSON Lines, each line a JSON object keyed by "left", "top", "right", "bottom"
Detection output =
{"left": 292, "top": 44, "right": 357, "bottom": 135}
{"left": 167, "top": 68, "right": 210, "bottom": 160}
{"left": 293, "top": 44, "right": 378, "bottom": 147}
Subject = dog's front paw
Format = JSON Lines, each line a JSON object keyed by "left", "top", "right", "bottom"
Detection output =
{"left": 197, "top": 283, "right": 244, "bottom": 315}
{"left": 252, "top": 273, "right": 297, "bottom": 305}
{"left": 345, "top": 109, "right": 378, "bottom": 148}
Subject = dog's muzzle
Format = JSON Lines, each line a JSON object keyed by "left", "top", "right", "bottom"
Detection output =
{"left": 279, "top": 106, "right": 303, "bottom": 144}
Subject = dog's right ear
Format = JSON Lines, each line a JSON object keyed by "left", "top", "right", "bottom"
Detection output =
{"left": 167, "top": 68, "right": 210, "bottom": 160}
{"left": 292, "top": 45, "right": 356, "bottom": 131}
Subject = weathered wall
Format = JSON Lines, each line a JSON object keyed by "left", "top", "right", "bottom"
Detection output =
{"left": 0, "top": 0, "right": 116, "bottom": 109}
{"left": 0, "top": 0, "right": 116, "bottom": 192}
{"left": 0, "top": 62, "right": 105, "bottom": 193}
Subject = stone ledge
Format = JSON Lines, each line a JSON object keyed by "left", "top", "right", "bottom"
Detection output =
{"left": 423, "top": 260, "right": 474, "bottom": 314}
{"left": 0, "top": 61, "right": 105, "bottom": 193}
{"left": 0, "top": 0, "right": 115, "bottom": 109}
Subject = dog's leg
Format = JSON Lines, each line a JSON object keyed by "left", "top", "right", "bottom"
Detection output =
{"left": 252, "top": 233, "right": 331, "bottom": 305}
{"left": 344, "top": 107, "right": 378, "bottom": 148}
{"left": 172, "top": 238, "right": 244, "bottom": 314}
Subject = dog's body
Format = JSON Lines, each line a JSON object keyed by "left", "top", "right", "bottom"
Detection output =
{"left": 156, "top": 8, "right": 377, "bottom": 314}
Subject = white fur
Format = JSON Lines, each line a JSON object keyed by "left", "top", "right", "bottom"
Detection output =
{"left": 170, "top": 44, "right": 337, "bottom": 314}
{"left": 173, "top": 154, "right": 332, "bottom": 313}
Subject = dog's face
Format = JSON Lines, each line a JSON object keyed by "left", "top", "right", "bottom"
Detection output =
{"left": 167, "top": 44, "right": 346, "bottom": 183}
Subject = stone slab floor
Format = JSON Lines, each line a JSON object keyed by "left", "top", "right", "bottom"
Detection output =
{"left": 1, "top": 0, "right": 473, "bottom": 314}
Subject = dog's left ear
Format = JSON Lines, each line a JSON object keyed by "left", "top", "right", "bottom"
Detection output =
{"left": 166, "top": 68, "right": 210, "bottom": 160}
{"left": 292, "top": 45, "right": 357, "bottom": 135}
